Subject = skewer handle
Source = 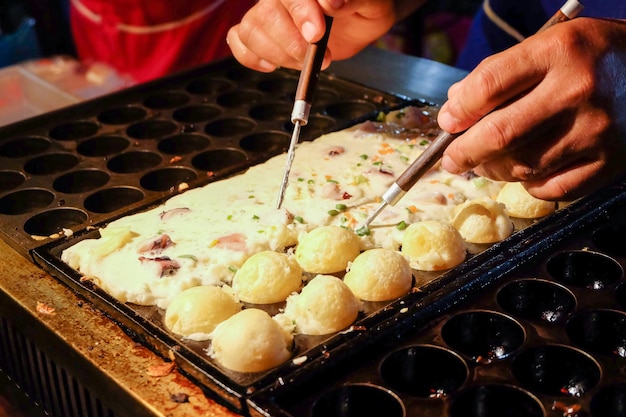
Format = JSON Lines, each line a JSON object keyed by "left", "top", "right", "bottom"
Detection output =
{"left": 291, "top": 15, "right": 333, "bottom": 124}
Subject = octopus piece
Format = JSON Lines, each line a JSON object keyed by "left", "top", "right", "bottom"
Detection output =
{"left": 138, "top": 256, "right": 181, "bottom": 277}
{"left": 137, "top": 234, "right": 174, "bottom": 254}
{"left": 159, "top": 207, "right": 191, "bottom": 221}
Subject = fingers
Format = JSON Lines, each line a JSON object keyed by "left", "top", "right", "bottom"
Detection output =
{"left": 438, "top": 37, "right": 552, "bottom": 133}
{"left": 227, "top": 0, "right": 330, "bottom": 71}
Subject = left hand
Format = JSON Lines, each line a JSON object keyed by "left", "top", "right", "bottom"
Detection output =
{"left": 438, "top": 17, "right": 626, "bottom": 201}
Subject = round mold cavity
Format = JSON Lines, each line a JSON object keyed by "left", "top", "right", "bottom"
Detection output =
{"left": 225, "top": 66, "right": 264, "bottom": 82}
{"left": 239, "top": 131, "right": 290, "bottom": 154}
{"left": 76, "top": 135, "right": 130, "bottom": 157}
{"left": 23, "top": 208, "right": 88, "bottom": 237}
{"left": 23, "top": 153, "right": 79, "bottom": 175}
{"left": 0, "top": 136, "right": 50, "bottom": 158}
{"left": 497, "top": 278, "right": 576, "bottom": 323}
{"left": 511, "top": 344, "right": 601, "bottom": 397}
{"left": 49, "top": 121, "right": 99, "bottom": 141}
{"left": 216, "top": 90, "right": 263, "bottom": 108}
{"left": 84, "top": 187, "right": 144, "bottom": 213}
{"left": 205, "top": 117, "right": 256, "bottom": 137}
{"left": 53, "top": 169, "right": 110, "bottom": 194}
{"left": 97, "top": 105, "right": 147, "bottom": 125}
{"left": 441, "top": 310, "right": 525, "bottom": 363}
{"left": 592, "top": 223, "right": 626, "bottom": 257}
{"left": 249, "top": 102, "right": 291, "bottom": 121}
{"left": 379, "top": 344, "right": 468, "bottom": 398}
{"left": 186, "top": 77, "right": 234, "bottom": 95}
{"left": 191, "top": 148, "right": 247, "bottom": 172}
{"left": 285, "top": 115, "right": 337, "bottom": 141}
{"left": 143, "top": 91, "right": 190, "bottom": 109}
{"left": 0, "top": 170, "right": 26, "bottom": 193}
{"left": 140, "top": 167, "right": 197, "bottom": 192}
{"left": 257, "top": 77, "right": 298, "bottom": 96}
{"left": 449, "top": 384, "right": 544, "bottom": 417}
{"left": 126, "top": 119, "right": 178, "bottom": 140}
{"left": 566, "top": 309, "right": 626, "bottom": 356}
{"left": 546, "top": 250, "right": 623, "bottom": 289}
{"left": 107, "top": 151, "right": 162, "bottom": 174}
{"left": 173, "top": 104, "right": 221, "bottom": 123}
{"left": 324, "top": 100, "right": 376, "bottom": 120}
{"left": 312, "top": 87, "right": 339, "bottom": 104}
{"left": 310, "top": 383, "right": 405, "bottom": 417}
{"left": 0, "top": 188, "right": 55, "bottom": 215}
{"left": 616, "top": 282, "right": 626, "bottom": 310}
{"left": 590, "top": 383, "right": 626, "bottom": 417}
{"left": 158, "top": 134, "right": 210, "bottom": 155}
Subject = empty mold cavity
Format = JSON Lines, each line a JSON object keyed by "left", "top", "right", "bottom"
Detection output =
{"left": 239, "top": 131, "right": 289, "bottom": 153}
{"left": 592, "top": 223, "right": 626, "bottom": 257}
{"left": 143, "top": 92, "right": 190, "bottom": 109}
{"left": 140, "top": 168, "right": 197, "bottom": 192}
{"left": 290, "top": 115, "right": 337, "bottom": 141}
{"left": 53, "top": 169, "right": 110, "bottom": 194}
{"left": 0, "top": 189, "right": 55, "bottom": 215}
{"left": 24, "top": 153, "right": 79, "bottom": 175}
{"left": 546, "top": 250, "right": 623, "bottom": 289}
{"left": 172, "top": 105, "right": 221, "bottom": 123}
{"left": 97, "top": 106, "right": 147, "bottom": 125}
{"left": 311, "top": 87, "right": 340, "bottom": 105}
{"left": 441, "top": 310, "right": 525, "bottom": 362}
{"left": 511, "top": 344, "right": 601, "bottom": 397}
{"left": 83, "top": 187, "right": 144, "bottom": 213}
{"left": 158, "top": 134, "right": 210, "bottom": 154}
{"left": 324, "top": 100, "right": 376, "bottom": 120}
{"left": 186, "top": 78, "right": 234, "bottom": 95}
{"left": 616, "top": 282, "right": 626, "bottom": 310}
{"left": 76, "top": 135, "right": 130, "bottom": 157}
{"left": 379, "top": 344, "right": 468, "bottom": 398}
{"left": 23, "top": 208, "right": 88, "bottom": 237}
{"left": 249, "top": 102, "right": 291, "bottom": 121}
{"left": 225, "top": 66, "right": 263, "bottom": 82}
{"left": 107, "top": 151, "right": 161, "bottom": 174}
{"left": 217, "top": 90, "right": 263, "bottom": 108}
{"left": 126, "top": 120, "right": 178, "bottom": 140}
{"left": 566, "top": 309, "right": 626, "bottom": 356}
{"left": 590, "top": 383, "right": 626, "bottom": 417}
{"left": 448, "top": 384, "right": 544, "bottom": 417}
{"left": 0, "top": 170, "right": 25, "bottom": 193}
{"left": 497, "top": 278, "right": 576, "bottom": 323}
{"left": 257, "top": 77, "right": 298, "bottom": 97}
{"left": 205, "top": 118, "right": 256, "bottom": 137}
{"left": 0, "top": 136, "right": 50, "bottom": 158}
{"left": 49, "top": 121, "right": 100, "bottom": 141}
{"left": 191, "top": 149, "right": 247, "bottom": 172}
{"left": 310, "top": 383, "right": 405, "bottom": 417}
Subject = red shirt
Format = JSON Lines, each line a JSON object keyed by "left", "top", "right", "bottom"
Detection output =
{"left": 70, "top": 0, "right": 254, "bottom": 82}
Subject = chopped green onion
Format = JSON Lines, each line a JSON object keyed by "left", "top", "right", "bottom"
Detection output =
{"left": 228, "top": 266, "right": 238, "bottom": 273}
{"left": 360, "top": 154, "right": 368, "bottom": 160}
{"left": 419, "top": 139, "right": 429, "bottom": 146}
{"left": 328, "top": 209, "right": 339, "bottom": 216}
{"left": 335, "top": 203, "right": 347, "bottom": 211}
{"left": 473, "top": 177, "right": 489, "bottom": 188}
{"left": 252, "top": 214, "right": 260, "bottom": 220}
{"left": 355, "top": 226, "right": 371, "bottom": 236}
{"left": 294, "top": 216, "right": 304, "bottom": 223}
{"left": 396, "top": 221, "right": 408, "bottom": 231}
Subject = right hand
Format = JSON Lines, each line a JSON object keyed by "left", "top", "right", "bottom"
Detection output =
{"left": 226, "top": 0, "right": 404, "bottom": 72}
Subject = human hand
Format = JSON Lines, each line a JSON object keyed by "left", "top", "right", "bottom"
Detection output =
{"left": 438, "top": 17, "right": 626, "bottom": 201}
{"left": 226, "top": 0, "right": 418, "bottom": 72}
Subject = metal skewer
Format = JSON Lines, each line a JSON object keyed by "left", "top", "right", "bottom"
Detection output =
{"left": 359, "top": 0, "right": 583, "bottom": 230}
{"left": 276, "top": 16, "right": 333, "bottom": 209}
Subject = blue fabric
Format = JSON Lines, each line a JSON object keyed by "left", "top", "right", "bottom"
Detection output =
{"left": 0, "top": 18, "right": 41, "bottom": 68}
{"left": 456, "top": 0, "right": 626, "bottom": 70}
